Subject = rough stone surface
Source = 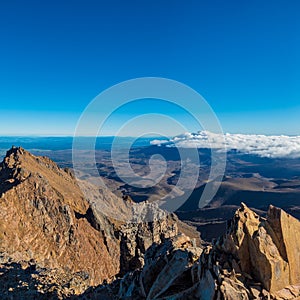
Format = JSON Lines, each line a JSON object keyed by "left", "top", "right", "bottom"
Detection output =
{"left": 83, "top": 203, "right": 300, "bottom": 299}
{"left": 267, "top": 205, "right": 300, "bottom": 286}
{"left": 0, "top": 147, "right": 121, "bottom": 288}
{"left": 2, "top": 148, "right": 300, "bottom": 299}
{"left": 219, "top": 203, "right": 300, "bottom": 293}
{"left": 87, "top": 234, "right": 204, "bottom": 300}
{"left": 0, "top": 147, "right": 186, "bottom": 298}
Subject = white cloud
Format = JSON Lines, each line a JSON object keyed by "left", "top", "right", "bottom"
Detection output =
{"left": 150, "top": 139, "right": 169, "bottom": 146}
{"left": 151, "top": 131, "right": 300, "bottom": 158}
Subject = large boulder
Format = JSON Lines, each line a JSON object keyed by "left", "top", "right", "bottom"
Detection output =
{"left": 220, "top": 203, "right": 300, "bottom": 292}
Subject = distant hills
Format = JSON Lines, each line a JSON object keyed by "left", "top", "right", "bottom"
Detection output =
{"left": 1, "top": 136, "right": 300, "bottom": 243}
{"left": 0, "top": 136, "right": 162, "bottom": 154}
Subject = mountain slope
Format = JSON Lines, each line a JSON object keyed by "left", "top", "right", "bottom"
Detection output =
{"left": 0, "top": 147, "right": 193, "bottom": 298}
{"left": 0, "top": 146, "right": 120, "bottom": 286}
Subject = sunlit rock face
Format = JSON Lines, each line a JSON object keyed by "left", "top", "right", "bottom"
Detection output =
{"left": 0, "top": 147, "right": 190, "bottom": 297}
{"left": 0, "top": 147, "right": 121, "bottom": 287}
{"left": 87, "top": 203, "right": 300, "bottom": 299}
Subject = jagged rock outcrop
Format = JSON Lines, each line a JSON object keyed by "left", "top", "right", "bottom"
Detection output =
{"left": 81, "top": 234, "right": 203, "bottom": 299}
{"left": 0, "top": 147, "right": 120, "bottom": 288}
{"left": 176, "top": 202, "right": 300, "bottom": 299}
{"left": 219, "top": 203, "right": 300, "bottom": 293}
{"left": 201, "top": 203, "right": 300, "bottom": 299}
{"left": 86, "top": 201, "right": 181, "bottom": 275}
{"left": 0, "top": 147, "right": 193, "bottom": 298}
{"left": 84, "top": 203, "right": 300, "bottom": 299}
{"left": 118, "top": 211, "right": 179, "bottom": 275}
{"left": 3, "top": 147, "right": 300, "bottom": 299}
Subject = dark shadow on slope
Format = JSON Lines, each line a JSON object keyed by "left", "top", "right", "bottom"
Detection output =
{"left": 0, "top": 261, "right": 60, "bottom": 300}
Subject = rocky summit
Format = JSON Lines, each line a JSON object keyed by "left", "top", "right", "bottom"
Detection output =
{"left": 82, "top": 208, "right": 300, "bottom": 299}
{"left": 0, "top": 146, "right": 120, "bottom": 287}
{"left": 0, "top": 147, "right": 300, "bottom": 299}
{"left": 0, "top": 147, "right": 193, "bottom": 299}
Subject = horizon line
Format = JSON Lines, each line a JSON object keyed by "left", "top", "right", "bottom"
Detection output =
{"left": 0, "top": 132, "right": 300, "bottom": 138}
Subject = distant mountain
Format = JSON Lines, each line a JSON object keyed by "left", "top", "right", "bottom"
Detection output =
{"left": 0, "top": 136, "right": 164, "bottom": 154}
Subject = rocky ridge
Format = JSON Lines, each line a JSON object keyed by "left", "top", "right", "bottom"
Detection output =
{"left": 1, "top": 147, "right": 300, "bottom": 299}
{"left": 84, "top": 203, "right": 300, "bottom": 299}
{"left": 0, "top": 147, "right": 190, "bottom": 298}
{"left": 0, "top": 146, "right": 120, "bottom": 287}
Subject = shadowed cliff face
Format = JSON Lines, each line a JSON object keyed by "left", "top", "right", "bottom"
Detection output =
{"left": 0, "top": 147, "right": 186, "bottom": 298}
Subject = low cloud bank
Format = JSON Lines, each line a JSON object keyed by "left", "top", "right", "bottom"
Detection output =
{"left": 150, "top": 131, "right": 300, "bottom": 158}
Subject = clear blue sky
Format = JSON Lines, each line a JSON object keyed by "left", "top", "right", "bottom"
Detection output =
{"left": 0, "top": 0, "right": 299, "bottom": 136}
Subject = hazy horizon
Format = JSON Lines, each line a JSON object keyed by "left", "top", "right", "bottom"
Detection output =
{"left": 1, "top": 131, "right": 300, "bottom": 159}
{"left": 1, "top": 130, "right": 300, "bottom": 138}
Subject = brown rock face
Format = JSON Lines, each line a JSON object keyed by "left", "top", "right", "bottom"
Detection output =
{"left": 86, "top": 234, "right": 204, "bottom": 299}
{"left": 88, "top": 203, "right": 300, "bottom": 299}
{"left": 118, "top": 212, "right": 179, "bottom": 275}
{"left": 0, "top": 147, "right": 183, "bottom": 297}
{"left": 3, "top": 147, "right": 300, "bottom": 299}
{"left": 0, "top": 147, "right": 120, "bottom": 286}
{"left": 221, "top": 203, "right": 300, "bottom": 292}
{"left": 267, "top": 205, "right": 300, "bottom": 286}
